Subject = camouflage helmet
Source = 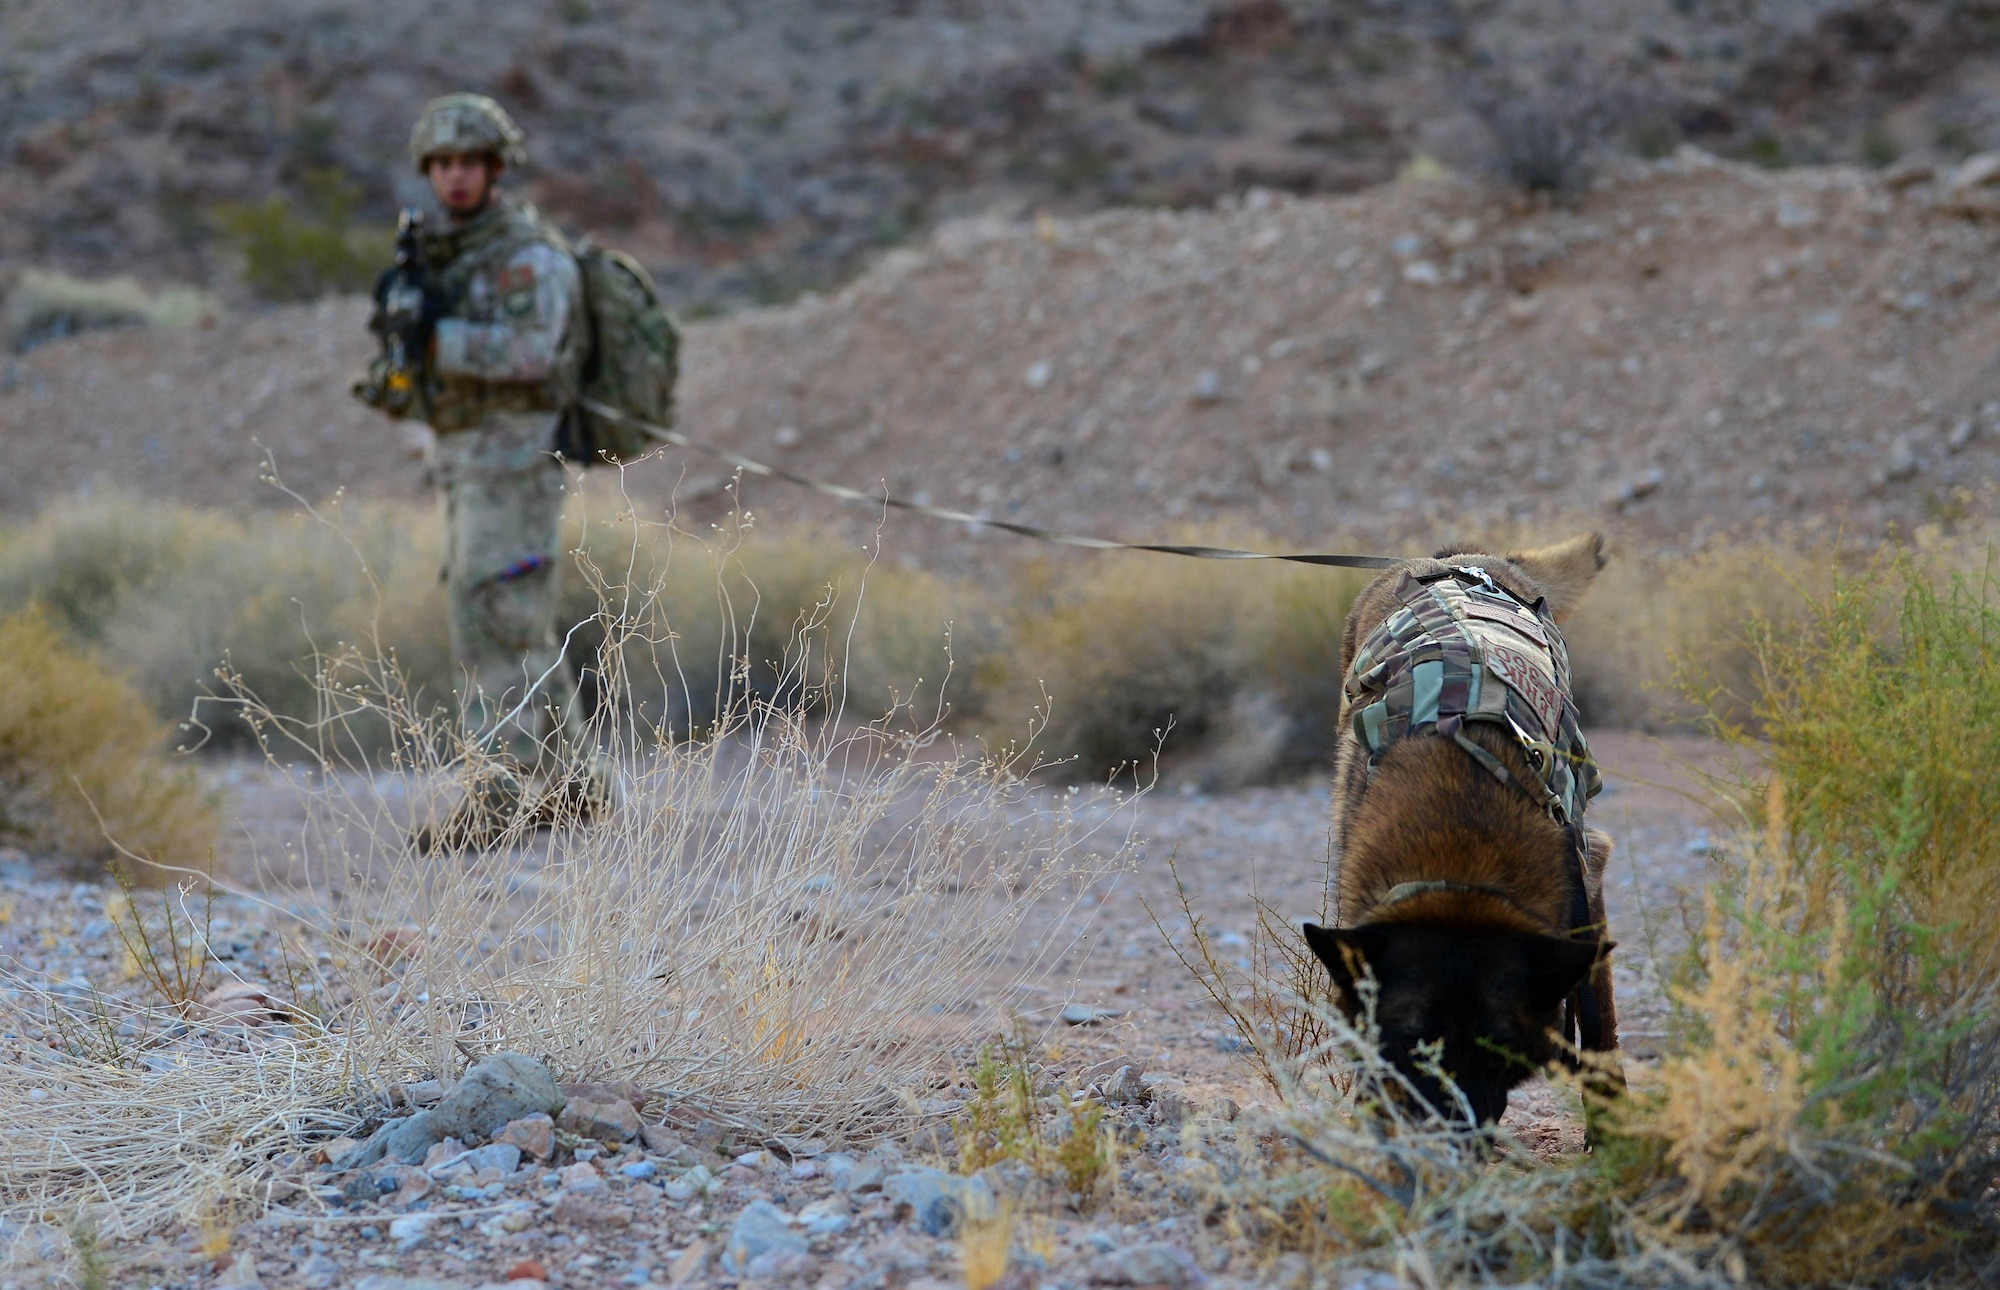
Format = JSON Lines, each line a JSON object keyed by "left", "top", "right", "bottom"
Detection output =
{"left": 409, "top": 93, "right": 527, "bottom": 172}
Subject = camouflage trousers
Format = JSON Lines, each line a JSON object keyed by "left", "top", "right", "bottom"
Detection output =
{"left": 432, "top": 410, "right": 583, "bottom": 765}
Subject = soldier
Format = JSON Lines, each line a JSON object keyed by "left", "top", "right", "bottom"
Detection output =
{"left": 359, "top": 93, "right": 601, "bottom": 848}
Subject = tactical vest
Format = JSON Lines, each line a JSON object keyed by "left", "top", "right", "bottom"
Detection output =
{"left": 420, "top": 198, "right": 582, "bottom": 432}
{"left": 1345, "top": 564, "right": 1599, "bottom": 824}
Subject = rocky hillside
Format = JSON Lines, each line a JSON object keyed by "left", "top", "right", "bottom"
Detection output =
{"left": 8, "top": 0, "right": 2000, "bottom": 312}
{"left": 6, "top": 153, "right": 1999, "bottom": 564}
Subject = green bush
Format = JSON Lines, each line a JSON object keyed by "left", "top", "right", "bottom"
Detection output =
{"left": 213, "top": 169, "right": 388, "bottom": 302}
{"left": 1594, "top": 554, "right": 2000, "bottom": 1284}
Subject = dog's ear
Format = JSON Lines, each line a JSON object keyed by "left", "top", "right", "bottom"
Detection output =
{"left": 1506, "top": 532, "right": 1607, "bottom": 623}
{"left": 1303, "top": 922, "right": 1391, "bottom": 1000}
{"left": 1521, "top": 933, "right": 1611, "bottom": 1010}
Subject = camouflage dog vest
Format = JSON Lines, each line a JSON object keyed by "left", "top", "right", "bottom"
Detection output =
{"left": 1345, "top": 565, "right": 1599, "bottom": 824}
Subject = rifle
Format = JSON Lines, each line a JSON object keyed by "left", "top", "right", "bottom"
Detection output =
{"left": 354, "top": 208, "right": 429, "bottom": 414}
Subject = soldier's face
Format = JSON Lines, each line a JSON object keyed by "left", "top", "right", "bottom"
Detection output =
{"left": 427, "top": 152, "right": 500, "bottom": 218}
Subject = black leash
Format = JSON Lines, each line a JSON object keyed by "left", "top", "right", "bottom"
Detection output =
{"left": 579, "top": 399, "right": 1405, "bottom": 571}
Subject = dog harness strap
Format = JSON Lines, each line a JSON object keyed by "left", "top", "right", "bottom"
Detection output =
{"left": 1346, "top": 566, "right": 1600, "bottom": 823}
{"left": 1374, "top": 878, "right": 1521, "bottom": 910}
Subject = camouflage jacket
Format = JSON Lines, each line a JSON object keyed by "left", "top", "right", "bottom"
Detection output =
{"left": 420, "top": 197, "right": 586, "bottom": 433}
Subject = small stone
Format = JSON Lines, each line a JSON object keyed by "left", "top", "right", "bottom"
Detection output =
{"left": 1099, "top": 1065, "right": 1146, "bottom": 1105}
{"left": 1024, "top": 360, "right": 1053, "bottom": 390}
{"left": 1885, "top": 435, "right": 1921, "bottom": 481}
{"left": 422, "top": 1138, "right": 468, "bottom": 1170}
{"left": 744, "top": 1250, "right": 813, "bottom": 1280}
{"left": 638, "top": 1123, "right": 684, "bottom": 1155}
{"left": 833, "top": 1156, "right": 886, "bottom": 1193}
{"left": 1152, "top": 1088, "right": 1192, "bottom": 1125}
{"left": 298, "top": 1253, "right": 340, "bottom": 1289}
{"left": 796, "top": 1196, "right": 852, "bottom": 1238}
{"left": 506, "top": 1260, "right": 549, "bottom": 1282}
{"left": 1090, "top": 1241, "right": 1206, "bottom": 1288}
{"left": 722, "top": 1200, "right": 807, "bottom": 1275}
{"left": 383, "top": 1110, "right": 443, "bottom": 1165}
{"left": 1951, "top": 152, "right": 2000, "bottom": 191}
{"left": 497, "top": 1113, "right": 555, "bottom": 1160}
{"left": 551, "top": 1191, "right": 634, "bottom": 1226}
{"left": 669, "top": 1238, "right": 711, "bottom": 1285}
{"left": 774, "top": 425, "right": 801, "bottom": 447}
{"left": 1190, "top": 370, "right": 1222, "bottom": 403}
{"left": 434, "top": 1142, "right": 521, "bottom": 1179}
{"left": 216, "top": 1253, "right": 263, "bottom": 1288}
{"left": 1211, "top": 1097, "right": 1241, "bottom": 1121}
{"left": 380, "top": 1164, "right": 434, "bottom": 1209}
{"left": 1948, "top": 419, "right": 1977, "bottom": 452}
{"left": 353, "top": 1277, "right": 466, "bottom": 1290}
{"left": 387, "top": 1213, "right": 432, "bottom": 1254}
{"left": 883, "top": 1167, "right": 995, "bottom": 1237}
{"left": 403, "top": 1080, "right": 446, "bottom": 1107}
{"left": 557, "top": 1161, "right": 606, "bottom": 1195}
{"left": 620, "top": 1159, "right": 657, "bottom": 1180}
{"left": 1060, "top": 1004, "right": 1122, "bottom": 1026}
{"left": 428, "top": 1053, "right": 564, "bottom": 1145}
{"left": 559, "top": 1097, "right": 643, "bottom": 1144}
{"left": 316, "top": 1136, "right": 360, "bottom": 1166}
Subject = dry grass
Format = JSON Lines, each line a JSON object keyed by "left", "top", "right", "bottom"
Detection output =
{"left": 2, "top": 268, "right": 218, "bottom": 353}
{"left": 0, "top": 608, "right": 217, "bottom": 877}
{"left": 979, "top": 539, "right": 1369, "bottom": 784}
{"left": 0, "top": 501, "right": 1136, "bottom": 1252}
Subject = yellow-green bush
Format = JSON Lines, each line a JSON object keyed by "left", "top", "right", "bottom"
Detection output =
{"left": 1589, "top": 553, "right": 2000, "bottom": 1282}
{"left": 0, "top": 609, "right": 216, "bottom": 876}
{"left": 213, "top": 169, "right": 388, "bottom": 302}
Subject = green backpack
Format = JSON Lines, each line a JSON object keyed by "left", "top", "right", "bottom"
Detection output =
{"left": 563, "top": 238, "right": 680, "bottom": 465}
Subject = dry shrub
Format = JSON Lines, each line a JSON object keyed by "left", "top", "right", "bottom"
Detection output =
{"left": 0, "top": 608, "right": 216, "bottom": 876}
{"left": 0, "top": 495, "right": 454, "bottom": 752}
{"left": 1596, "top": 553, "right": 2000, "bottom": 1283}
{"left": 562, "top": 506, "right": 999, "bottom": 734}
{"left": 2, "top": 268, "right": 219, "bottom": 354}
{"left": 981, "top": 541, "right": 1367, "bottom": 783}
{"left": 1564, "top": 537, "right": 1829, "bottom": 730}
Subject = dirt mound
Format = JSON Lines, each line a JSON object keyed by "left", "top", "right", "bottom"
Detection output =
{"left": 5, "top": 153, "right": 2000, "bottom": 561}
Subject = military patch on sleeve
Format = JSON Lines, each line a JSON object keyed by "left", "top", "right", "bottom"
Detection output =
{"left": 496, "top": 262, "right": 538, "bottom": 315}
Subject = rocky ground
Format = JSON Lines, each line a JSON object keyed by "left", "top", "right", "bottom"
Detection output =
{"left": 8, "top": 153, "right": 2000, "bottom": 562}
{"left": 8, "top": 1, "right": 2000, "bottom": 312}
{"left": 0, "top": 733, "right": 1723, "bottom": 1290}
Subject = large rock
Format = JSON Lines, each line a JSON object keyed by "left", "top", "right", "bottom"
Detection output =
{"left": 430, "top": 1053, "right": 564, "bottom": 1143}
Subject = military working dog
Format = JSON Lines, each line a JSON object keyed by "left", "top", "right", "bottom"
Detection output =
{"left": 1304, "top": 533, "right": 1620, "bottom": 1125}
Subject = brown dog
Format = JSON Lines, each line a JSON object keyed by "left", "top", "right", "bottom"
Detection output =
{"left": 1304, "top": 533, "right": 1620, "bottom": 1125}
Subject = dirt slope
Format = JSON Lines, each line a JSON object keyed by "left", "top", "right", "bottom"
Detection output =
{"left": 6, "top": 152, "right": 1999, "bottom": 560}
{"left": 10, "top": 0, "right": 2000, "bottom": 313}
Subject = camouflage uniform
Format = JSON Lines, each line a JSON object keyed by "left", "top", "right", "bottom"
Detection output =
{"left": 420, "top": 195, "right": 588, "bottom": 764}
